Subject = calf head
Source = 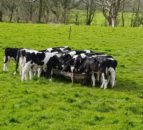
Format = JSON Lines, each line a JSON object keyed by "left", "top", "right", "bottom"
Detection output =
{"left": 47, "top": 55, "right": 62, "bottom": 70}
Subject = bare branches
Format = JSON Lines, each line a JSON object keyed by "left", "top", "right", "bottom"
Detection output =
{"left": 96, "top": 0, "right": 125, "bottom": 27}
{"left": 83, "top": 0, "right": 96, "bottom": 25}
{"left": 0, "top": 0, "right": 142, "bottom": 26}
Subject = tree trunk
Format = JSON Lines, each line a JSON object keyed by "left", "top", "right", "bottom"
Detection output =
{"left": 9, "top": 9, "right": 14, "bottom": 22}
{"left": 121, "top": 12, "right": 124, "bottom": 27}
{"left": 85, "top": 5, "right": 95, "bottom": 25}
{"left": 63, "top": 8, "right": 68, "bottom": 24}
{"left": 63, "top": 12, "right": 67, "bottom": 24}
{"left": 131, "top": 8, "right": 135, "bottom": 27}
{"left": 75, "top": 12, "right": 79, "bottom": 25}
{"left": 45, "top": 9, "right": 49, "bottom": 23}
{"left": 16, "top": 8, "right": 20, "bottom": 23}
{"left": 86, "top": 19, "right": 91, "bottom": 25}
{"left": 29, "top": 3, "right": 33, "bottom": 22}
{"left": 38, "top": 0, "right": 43, "bottom": 23}
{"left": 107, "top": 16, "right": 112, "bottom": 26}
{"left": 107, "top": 16, "right": 116, "bottom": 27}
{"left": 0, "top": 11, "right": 3, "bottom": 22}
{"left": 86, "top": 4, "right": 89, "bottom": 25}
{"left": 121, "top": 0, "right": 125, "bottom": 27}
{"left": 111, "top": 17, "right": 115, "bottom": 27}
{"left": 86, "top": 13, "right": 93, "bottom": 25}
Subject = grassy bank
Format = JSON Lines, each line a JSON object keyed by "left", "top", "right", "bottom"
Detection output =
{"left": 0, "top": 23, "right": 143, "bottom": 130}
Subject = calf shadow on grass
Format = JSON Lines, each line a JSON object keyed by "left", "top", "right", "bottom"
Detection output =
{"left": 113, "top": 78, "right": 143, "bottom": 94}
{"left": 53, "top": 74, "right": 143, "bottom": 94}
{"left": 52, "top": 74, "right": 74, "bottom": 84}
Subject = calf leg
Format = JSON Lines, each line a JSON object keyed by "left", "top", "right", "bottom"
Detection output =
{"left": 91, "top": 72, "right": 95, "bottom": 87}
{"left": 3, "top": 56, "right": 9, "bottom": 71}
{"left": 49, "top": 69, "right": 53, "bottom": 82}
{"left": 21, "top": 67, "right": 26, "bottom": 81}
{"left": 19, "top": 57, "right": 23, "bottom": 75}
{"left": 45, "top": 67, "right": 53, "bottom": 81}
{"left": 29, "top": 69, "right": 33, "bottom": 80}
{"left": 21, "top": 62, "right": 31, "bottom": 81}
{"left": 21, "top": 66, "right": 28, "bottom": 81}
{"left": 71, "top": 72, "right": 74, "bottom": 84}
{"left": 37, "top": 68, "right": 42, "bottom": 78}
{"left": 109, "top": 67, "right": 116, "bottom": 88}
{"left": 70, "top": 66, "right": 74, "bottom": 84}
{"left": 101, "top": 73, "right": 108, "bottom": 89}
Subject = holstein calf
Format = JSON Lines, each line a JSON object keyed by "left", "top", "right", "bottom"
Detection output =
{"left": 78, "top": 55, "right": 117, "bottom": 89}
{"left": 3, "top": 48, "right": 21, "bottom": 73}
{"left": 16, "top": 48, "right": 38, "bottom": 75}
{"left": 99, "top": 57, "right": 117, "bottom": 89}
{"left": 62, "top": 53, "right": 87, "bottom": 73}
{"left": 21, "top": 51, "right": 61, "bottom": 81}
{"left": 61, "top": 52, "right": 89, "bottom": 83}
{"left": 60, "top": 50, "right": 91, "bottom": 68}
{"left": 59, "top": 50, "right": 77, "bottom": 67}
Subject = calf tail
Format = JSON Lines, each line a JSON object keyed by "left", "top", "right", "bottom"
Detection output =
{"left": 108, "top": 67, "right": 116, "bottom": 87}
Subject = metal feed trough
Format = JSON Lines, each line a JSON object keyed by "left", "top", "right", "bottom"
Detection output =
{"left": 52, "top": 69, "right": 87, "bottom": 83}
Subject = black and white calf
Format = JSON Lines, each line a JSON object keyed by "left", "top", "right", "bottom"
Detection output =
{"left": 59, "top": 50, "right": 90, "bottom": 67}
{"left": 21, "top": 51, "right": 61, "bottom": 81}
{"left": 61, "top": 53, "right": 86, "bottom": 72}
{"left": 61, "top": 51, "right": 105, "bottom": 73}
{"left": 78, "top": 55, "right": 117, "bottom": 89}
{"left": 16, "top": 48, "right": 38, "bottom": 76}
{"left": 99, "top": 57, "right": 117, "bottom": 89}
{"left": 3, "top": 48, "right": 21, "bottom": 72}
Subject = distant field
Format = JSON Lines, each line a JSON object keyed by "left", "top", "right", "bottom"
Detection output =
{"left": 0, "top": 23, "right": 143, "bottom": 130}
{"left": 69, "top": 10, "right": 133, "bottom": 26}
{"left": 2, "top": 10, "right": 133, "bottom": 26}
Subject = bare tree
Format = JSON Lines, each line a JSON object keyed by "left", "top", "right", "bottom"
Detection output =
{"left": 75, "top": 11, "right": 79, "bottom": 25}
{"left": 2, "top": 0, "right": 22, "bottom": 22}
{"left": 121, "top": 0, "right": 125, "bottom": 26}
{"left": 97, "top": 0, "right": 124, "bottom": 27}
{"left": 6, "top": 0, "right": 17, "bottom": 22}
{"left": 31, "top": 0, "right": 44, "bottom": 23}
{"left": 0, "top": 11, "right": 2, "bottom": 22}
{"left": 50, "top": 0, "right": 62, "bottom": 23}
{"left": 60, "top": 0, "right": 82, "bottom": 23}
{"left": 26, "top": 0, "right": 35, "bottom": 22}
{"left": 42, "top": 0, "right": 50, "bottom": 23}
{"left": 50, "top": 0, "right": 82, "bottom": 23}
{"left": 0, "top": 0, "right": 141, "bottom": 25}
{"left": 38, "top": 0, "right": 43, "bottom": 23}
{"left": 83, "top": 0, "right": 96, "bottom": 25}
{"left": 130, "top": 0, "right": 143, "bottom": 27}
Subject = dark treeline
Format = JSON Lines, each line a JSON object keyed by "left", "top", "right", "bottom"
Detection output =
{"left": 0, "top": 0, "right": 143, "bottom": 27}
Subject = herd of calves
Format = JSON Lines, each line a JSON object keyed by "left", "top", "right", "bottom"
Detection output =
{"left": 3, "top": 46, "right": 117, "bottom": 89}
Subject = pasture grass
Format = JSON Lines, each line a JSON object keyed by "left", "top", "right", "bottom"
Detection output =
{"left": 0, "top": 23, "right": 143, "bottom": 130}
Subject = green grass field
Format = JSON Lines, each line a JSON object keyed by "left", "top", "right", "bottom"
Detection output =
{"left": 0, "top": 23, "right": 143, "bottom": 130}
